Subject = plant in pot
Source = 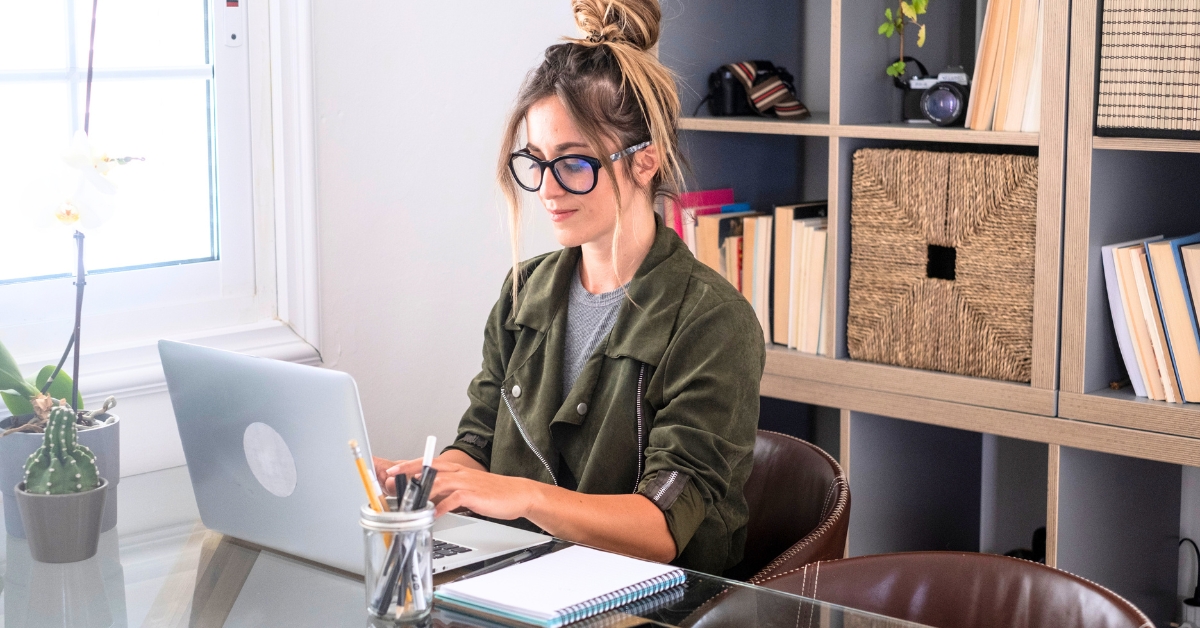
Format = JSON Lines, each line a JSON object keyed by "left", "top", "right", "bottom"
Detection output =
{"left": 0, "top": 0, "right": 135, "bottom": 541}
{"left": 13, "top": 398, "right": 108, "bottom": 563}
{"left": 0, "top": 343, "right": 120, "bottom": 540}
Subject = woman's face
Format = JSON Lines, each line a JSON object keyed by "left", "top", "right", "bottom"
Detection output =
{"left": 523, "top": 96, "right": 644, "bottom": 248}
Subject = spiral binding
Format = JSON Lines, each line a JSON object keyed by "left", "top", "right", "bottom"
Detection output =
{"left": 551, "top": 570, "right": 686, "bottom": 627}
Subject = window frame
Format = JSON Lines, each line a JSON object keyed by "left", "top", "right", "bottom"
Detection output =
{"left": 0, "top": 0, "right": 320, "bottom": 401}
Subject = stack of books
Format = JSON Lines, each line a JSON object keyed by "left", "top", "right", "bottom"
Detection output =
{"left": 1103, "top": 234, "right": 1200, "bottom": 403}
{"left": 966, "top": 0, "right": 1044, "bottom": 131}
{"left": 666, "top": 191, "right": 827, "bottom": 351}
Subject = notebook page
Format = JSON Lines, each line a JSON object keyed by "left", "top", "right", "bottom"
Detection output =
{"left": 437, "top": 545, "right": 682, "bottom": 621}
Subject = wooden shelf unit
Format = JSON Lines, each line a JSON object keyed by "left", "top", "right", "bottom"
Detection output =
{"left": 662, "top": 0, "right": 1199, "bottom": 623}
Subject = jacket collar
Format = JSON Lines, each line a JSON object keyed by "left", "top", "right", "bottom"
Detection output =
{"left": 511, "top": 213, "right": 691, "bottom": 368}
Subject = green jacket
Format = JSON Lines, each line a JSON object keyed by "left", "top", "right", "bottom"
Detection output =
{"left": 447, "top": 215, "right": 765, "bottom": 574}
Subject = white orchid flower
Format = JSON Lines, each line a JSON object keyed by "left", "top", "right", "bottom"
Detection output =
{"left": 49, "top": 130, "right": 141, "bottom": 230}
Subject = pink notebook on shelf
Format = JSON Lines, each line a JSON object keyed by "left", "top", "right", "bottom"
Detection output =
{"left": 669, "top": 188, "right": 734, "bottom": 237}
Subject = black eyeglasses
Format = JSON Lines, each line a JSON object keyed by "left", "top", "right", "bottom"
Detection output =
{"left": 509, "top": 141, "right": 650, "bottom": 195}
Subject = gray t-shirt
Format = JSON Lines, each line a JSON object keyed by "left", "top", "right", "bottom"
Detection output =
{"left": 563, "top": 266, "right": 627, "bottom": 399}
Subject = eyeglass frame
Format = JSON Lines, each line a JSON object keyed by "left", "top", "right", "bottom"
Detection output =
{"left": 508, "top": 140, "right": 651, "bottom": 195}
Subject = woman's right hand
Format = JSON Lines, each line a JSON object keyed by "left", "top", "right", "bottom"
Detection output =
{"left": 372, "top": 456, "right": 407, "bottom": 495}
{"left": 373, "top": 449, "right": 486, "bottom": 495}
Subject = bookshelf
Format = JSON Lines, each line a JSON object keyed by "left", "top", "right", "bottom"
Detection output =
{"left": 662, "top": 0, "right": 1199, "bottom": 623}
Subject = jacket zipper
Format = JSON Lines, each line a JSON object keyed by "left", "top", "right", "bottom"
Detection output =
{"left": 501, "top": 387, "right": 558, "bottom": 487}
{"left": 634, "top": 363, "right": 646, "bottom": 493}
{"left": 654, "top": 470, "right": 679, "bottom": 501}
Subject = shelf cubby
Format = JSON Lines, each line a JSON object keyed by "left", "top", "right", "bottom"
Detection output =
{"left": 1055, "top": 447, "right": 1188, "bottom": 626}
{"left": 1060, "top": 138, "right": 1200, "bottom": 437}
{"left": 845, "top": 412, "right": 1047, "bottom": 558}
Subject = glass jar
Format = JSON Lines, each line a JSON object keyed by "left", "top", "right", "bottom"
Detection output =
{"left": 360, "top": 504, "right": 434, "bottom": 621}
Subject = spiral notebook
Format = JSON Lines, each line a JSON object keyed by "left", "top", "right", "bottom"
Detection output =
{"left": 434, "top": 545, "right": 686, "bottom": 627}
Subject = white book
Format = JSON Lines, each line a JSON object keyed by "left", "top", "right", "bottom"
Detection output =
{"left": 788, "top": 221, "right": 810, "bottom": 349}
{"left": 802, "top": 228, "right": 828, "bottom": 353}
{"left": 1020, "top": 0, "right": 1045, "bottom": 132}
{"left": 756, "top": 216, "right": 773, "bottom": 343}
{"left": 1002, "top": 0, "right": 1040, "bottom": 130}
{"left": 1102, "top": 237, "right": 1162, "bottom": 397}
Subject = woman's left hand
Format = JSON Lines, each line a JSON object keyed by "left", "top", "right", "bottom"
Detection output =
{"left": 387, "top": 458, "right": 545, "bottom": 520}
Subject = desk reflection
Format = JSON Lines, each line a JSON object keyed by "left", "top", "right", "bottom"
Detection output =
{"left": 4, "top": 531, "right": 128, "bottom": 628}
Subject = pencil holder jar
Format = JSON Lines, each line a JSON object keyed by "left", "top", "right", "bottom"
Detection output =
{"left": 361, "top": 504, "right": 435, "bottom": 621}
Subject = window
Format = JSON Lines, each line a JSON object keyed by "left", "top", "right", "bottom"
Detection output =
{"left": 0, "top": 0, "right": 218, "bottom": 282}
{"left": 0, "top": 0, "right": 290, "bottom": 359}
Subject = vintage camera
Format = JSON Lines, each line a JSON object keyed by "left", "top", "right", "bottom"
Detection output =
{"left": 901, "top": 65, "right": 971, "bottom": 126}
{"left": 704, "top": 61, "right": 797, "bottom": 117}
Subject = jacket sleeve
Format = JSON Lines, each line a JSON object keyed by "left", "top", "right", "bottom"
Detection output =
{"left": 444, "top": 273, "right": 518, "bottom": 469}
{"left": 637, "top": 299, "right": 764, "bottom": 558}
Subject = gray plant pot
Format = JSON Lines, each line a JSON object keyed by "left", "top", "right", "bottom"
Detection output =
{"left": 15, "top": 478, "right": 108, "bottom": 563}
{"left": 0, "top": 415, "right": 119, "bottom": 538}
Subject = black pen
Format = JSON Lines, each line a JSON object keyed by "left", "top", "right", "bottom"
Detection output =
{"left": 448, "top": 540, "right": 556, "bottom": 583}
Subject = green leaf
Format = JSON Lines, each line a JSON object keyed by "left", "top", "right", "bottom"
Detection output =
{"left": 913, "top": 0, "right": 929, "bottom": 14}
{"left": 885, "top": 22, "right": 896, "bottom": 37}
{"left": 918, "top": 23, "right": 927, "bottom": 47}
{"left": 35, "top": 365, "right": 83, "bottom": 409}
{"left": 0, "top": 340, "right": 36, "bottom": 398}
{"left": 886, "top": 60, "right": 907, "bottom": 77}
{"left": 900, "top": 1, "right": 917, "bottom": 20}
{"left": 1, "top": 391, "right": 33, "bottom": 417}
{"left": 885, "top": 7, "right": 893, "bottom": 20}
{"left": 879, "top": 22, "right": 890, "bottom": 34}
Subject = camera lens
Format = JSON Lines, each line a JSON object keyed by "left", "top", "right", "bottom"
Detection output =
{"left": 920, "top": 83, "right": 968, "bottom": 126}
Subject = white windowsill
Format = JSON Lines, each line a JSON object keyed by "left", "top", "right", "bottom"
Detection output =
{"left": 2, "top": 320, "right": 320, "bottom": 417}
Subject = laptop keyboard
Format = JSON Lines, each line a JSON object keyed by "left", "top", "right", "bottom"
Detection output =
{"left": 432, "top": 539, "right": 472, "bottom": 560}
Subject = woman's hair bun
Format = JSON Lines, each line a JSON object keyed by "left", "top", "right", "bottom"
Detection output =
{"left": 572, "top": 0, "right": 660, "bottom": 52}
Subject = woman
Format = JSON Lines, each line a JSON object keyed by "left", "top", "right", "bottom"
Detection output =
{"left": 377, "top": 0, "right": 764, "bottom": 575}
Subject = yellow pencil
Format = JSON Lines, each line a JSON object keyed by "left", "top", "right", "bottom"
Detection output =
{"left": 349, "top": 440, "right": 385, "bottom": 513}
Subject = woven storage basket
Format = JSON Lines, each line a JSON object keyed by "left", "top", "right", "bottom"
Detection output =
{"left": 847, "top": 149, "right": 1038, "bottom": 383}
{"left": 1096, "top": 0, "right": 1200, "bottom": 138}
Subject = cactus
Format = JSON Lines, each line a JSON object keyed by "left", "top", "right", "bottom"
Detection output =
{"left": 22, "top": 401, "right": 100, "bottom": 495}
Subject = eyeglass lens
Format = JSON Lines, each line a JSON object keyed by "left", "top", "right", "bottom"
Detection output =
{"left": 510, "top": 154, "right": 597, "bottom": 194}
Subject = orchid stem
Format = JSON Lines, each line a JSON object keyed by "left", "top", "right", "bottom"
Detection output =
{"left": 71, "top": 231, "right": 85, "bottom": 411}
{"left": 83, "top": 0, "right": 99, "bottom": 134}
{"left": 40, "top": 331, "right": 76, "bottom": 396}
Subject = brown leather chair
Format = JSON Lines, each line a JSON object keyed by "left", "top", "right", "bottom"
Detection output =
{"left": 757, "top": 551, "right": 1154, "bottom": 628}
{"left": 723, "top": 430, "right": 849, "bottom": 583}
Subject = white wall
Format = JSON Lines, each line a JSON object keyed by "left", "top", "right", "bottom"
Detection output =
{"left": 310, "top": 1, "right": 569, "bottom": 461}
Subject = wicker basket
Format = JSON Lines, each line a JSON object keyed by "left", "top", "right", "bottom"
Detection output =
{"left": 1096, "top": 0, "right": 1200, "bottom": 138}
{"left": 847, "top": 149, "right": 1038, "bottom": 383}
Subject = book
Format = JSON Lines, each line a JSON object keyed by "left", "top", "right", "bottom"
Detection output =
{"left": 1102, "top": 237, "right": 1162, "bottom": 397}
{"left": 1132, "top": 248, "right": 1182, "bottom": 403}
{"left": 752, "top": 216, "right": 773, "bottom": 343}
{"left": 789, "top": 217, "right": 827, "bottom": 351}
{"left": 668, "top": 188, "right": 733, "bottom": 240}
{"left": 992, "top": 0, "right": 1026, "bottom": 129}
{"left": 1146, "top": 233, "right": 1200, "bottom": 402}
{"left": 967, "top": 0, "right": 1012, "bottom": 129}
{"left": 721, "top": 235, "right": 743, "bottom": 291}
{"left": 1184, "top": 244, "right": 1200, "bottom": 323}
{"left": 802, "top": 228, "right": 828, "bottom": 353}
{"left": 1001, "top": 0, "right": 1040, "bottom": 131}
{"left": 771, "top": 202, "right": 828, "bottom": 345}
{"left": 741, "top": 219, "right": 756, "bottom": 302}
{"left": 1116, "top": 243, "right": 1166, "bottom": 400}
{"left": 1019, "top": 0, "right": 1045, "bottom": 132}
{"left": 695, "top": 211, "right": 756, "bottom": 274}
{"left": 434, "top": 545, "right": 686, "bottom": 628}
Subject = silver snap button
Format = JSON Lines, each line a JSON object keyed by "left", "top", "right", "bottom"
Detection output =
{"left": 576, "top": 402, "right": 588, "bottom": 415}
{"left": 511, "top": 385, "right": 521, "bottom": 398}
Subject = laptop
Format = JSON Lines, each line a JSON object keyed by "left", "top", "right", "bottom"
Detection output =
{"left": 158, "top": 340, "right": 550, "bottom": 575}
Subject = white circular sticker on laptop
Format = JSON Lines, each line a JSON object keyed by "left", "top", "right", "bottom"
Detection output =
{"left": 243, "top": 422, "right": 298, "bottom": 498}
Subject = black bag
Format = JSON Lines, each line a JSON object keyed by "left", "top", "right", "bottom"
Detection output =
{"left": 700, "top": 60, "right": 809, "bottom": 119}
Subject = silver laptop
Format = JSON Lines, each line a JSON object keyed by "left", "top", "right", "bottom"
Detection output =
{"left": 158, "top": 340, "right": 549, "bottom": 575}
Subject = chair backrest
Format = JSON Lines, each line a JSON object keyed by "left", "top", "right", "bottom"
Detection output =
{"left": 757, "top": 551, "right": 1154, "bottom": 628}
{"left": 723, "top": 430, "right": 849, "bottom": 582}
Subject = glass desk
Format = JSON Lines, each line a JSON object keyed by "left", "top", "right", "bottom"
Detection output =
{"left": 0, "top": 467, "right": 928, "bottom": 628}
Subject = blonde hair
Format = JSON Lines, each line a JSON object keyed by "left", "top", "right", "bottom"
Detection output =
{"left": 497, "top": 0, "right": 684, "bottom": 308}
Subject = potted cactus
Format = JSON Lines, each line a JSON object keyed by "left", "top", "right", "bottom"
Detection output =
{"left": 13, "top": 399, "right": 109, "bottom": 563}
{"left": 0, "top": 339, "right": 120, "bottom": 539}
